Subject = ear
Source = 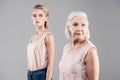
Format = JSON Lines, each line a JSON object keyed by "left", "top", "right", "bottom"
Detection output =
{"left": 45, "top": 16, "right": 49, "bottom": 22}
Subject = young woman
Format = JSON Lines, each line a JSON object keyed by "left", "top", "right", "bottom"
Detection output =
{"left": 59, "top": 11, "right": 99, "bottom": 80}
{"left": 27, "top": 4, "right": 54, "bottom": 80}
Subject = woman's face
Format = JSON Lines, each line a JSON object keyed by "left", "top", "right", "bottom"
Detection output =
{"left": 68, "top": 16, "right": 88, "bottom": 41}
{"left": 32, "top": 9, "right": 48, "bottom": 29}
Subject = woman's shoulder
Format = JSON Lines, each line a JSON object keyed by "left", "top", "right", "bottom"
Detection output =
{"left": 87, "top": 40, "right": 96, "bottom": 48}
{"left": 44, "top": 31, "right": 54, "bottom": 43}
{"left": 45, "top": 31, "right": 54, "bottom": 38}
{"left": 63, "top": 43, "right": 71, "bottom": 50}
{"left": 29, "top": 34, "right": 36, "bottom": 43}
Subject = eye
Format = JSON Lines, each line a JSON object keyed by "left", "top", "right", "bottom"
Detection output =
{"left": 33, "top": 14, "right": 37, "bottom": 17}
{"left": 39, "top": 14, "right": 43, "bottom": 17}
{"left": 81, "top": 23, "right": 85, "bottom": 27}
{"left": 73, "top": 22, "right": 78, "bottom": 27}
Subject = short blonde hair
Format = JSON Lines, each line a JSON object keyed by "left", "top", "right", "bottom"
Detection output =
{"left": 65, "top": 11, "right": 90, "bottom": 39}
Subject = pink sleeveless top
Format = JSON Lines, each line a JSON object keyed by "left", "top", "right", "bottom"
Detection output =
{"left": 27, "top": 32, "right": 50, "bottom": 71}
{"left": 59, "top": 40, "right": 95, "bottom": 80}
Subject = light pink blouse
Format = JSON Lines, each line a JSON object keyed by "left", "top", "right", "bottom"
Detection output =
{"left": 27, "top": 32, "right": 50, "bottom": 71}
{"left": 59, "top": 40, "right": 95, "bottom": 80}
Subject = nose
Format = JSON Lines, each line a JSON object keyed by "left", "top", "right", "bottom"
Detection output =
{"left": 77, "top": 25, "right": 82, "bottom": 30}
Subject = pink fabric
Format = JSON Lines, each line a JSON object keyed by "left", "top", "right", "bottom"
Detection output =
{"left": 59, "top": 40, "right": 95, "bottom": 80}
{"left": 27, "top": 32, "right": 50, "bottom": 71}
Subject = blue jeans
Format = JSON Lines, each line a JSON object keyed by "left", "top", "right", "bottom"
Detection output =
{"left": 27, "top": 68, "right": 47, "bottom": 80}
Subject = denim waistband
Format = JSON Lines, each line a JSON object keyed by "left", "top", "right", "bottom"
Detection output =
{"left": 28, "top": 68, "right": 47, "bottom": 75}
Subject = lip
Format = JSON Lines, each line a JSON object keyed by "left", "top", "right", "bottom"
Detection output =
{"left": 35, "top": 21, "right": 40, "bottom": 23}
{"left": 74, "top": 31, "right": 82, "bottom": 35}
{"left": 74, "top": 33, "right": 81, "bottom": 35}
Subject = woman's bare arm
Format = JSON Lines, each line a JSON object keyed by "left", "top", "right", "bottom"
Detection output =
{"left": 85, "top": 47, "right": 99, "bottom": 80}
{"left": 45, "top": 33, "right": 55, "bottom": 80}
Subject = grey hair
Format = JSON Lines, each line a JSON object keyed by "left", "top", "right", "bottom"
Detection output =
{"left": 65, "top": 11, "right": 90, "bottom": 39}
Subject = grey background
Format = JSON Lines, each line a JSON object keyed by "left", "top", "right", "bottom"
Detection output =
{"left": 0, "top": 0, "right": 120, "bottom": 80}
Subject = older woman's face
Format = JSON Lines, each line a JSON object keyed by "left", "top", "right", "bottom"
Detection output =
{"left": 69, "top": 16, "right": 88, "bottom": 40}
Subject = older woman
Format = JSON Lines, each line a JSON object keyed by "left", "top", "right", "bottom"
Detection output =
{"left": 59, "top": 11, "right": 99, "bottom": 80}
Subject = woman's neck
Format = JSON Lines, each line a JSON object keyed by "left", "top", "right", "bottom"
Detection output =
{"left": 72, "top": 38, "right": 87, "bottom": 46}
{"left": 69, "top": 39, "right": 88, "bottom": 50}
{"left": 36, "top": 28, "right": 47, "bottom": 35}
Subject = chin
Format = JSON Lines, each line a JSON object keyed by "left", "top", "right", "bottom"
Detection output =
{"left": 74, "top": 35, "right": 81, "bottom": 39}
{"left": 36, "top": 23, "right": 41, "bottom": 26}
{"left": 75, "top": 36, "right": 84, "bottom": 41}
{"left": 35, "top": 24, "right": 42, "bottom": 27}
